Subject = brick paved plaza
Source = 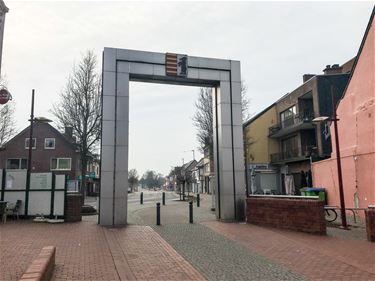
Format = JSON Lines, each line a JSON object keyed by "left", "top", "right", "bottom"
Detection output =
{"left": 0, "top": 220, "right": 203, "bottom": 281}
{"left": 1, "top": 192, "right": 374, "bottom": 281}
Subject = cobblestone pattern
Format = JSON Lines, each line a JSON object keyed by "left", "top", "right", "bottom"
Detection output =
{"left": 153, "top": 223, "right": 304, "bottom": 281}
{"left": 204, "top": 221, "right": 375, "bottom": 281}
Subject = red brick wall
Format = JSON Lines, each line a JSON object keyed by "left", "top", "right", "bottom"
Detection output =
{"left": 19, "top": 246, "right": 56, "bottom": 281}
{"left": 65, "top": 193, "right": 82, "bottom": 222}
{"left": 0, "top": 122, "right": 79, "bottom": 180}
{"left": 246, "top": 196, "right": 326, "bottom": 235}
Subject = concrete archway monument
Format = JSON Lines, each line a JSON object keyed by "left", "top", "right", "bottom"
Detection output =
{"left": 100, "top": 48, "right": 246, "bottom": 226}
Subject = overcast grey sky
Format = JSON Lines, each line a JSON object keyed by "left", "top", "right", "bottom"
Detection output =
{"left": 2, "top": 1, "right": 373, "bottom": 175}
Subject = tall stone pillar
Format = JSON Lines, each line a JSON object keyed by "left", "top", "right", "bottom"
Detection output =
{"left": 0, "top": 1, "right": 9, "bottom": 75}
{"left": 100, "top": 49, "right": 129, "bottom": 226}
{"left": 213, "top": 62, "right": 246, "bottom": 221}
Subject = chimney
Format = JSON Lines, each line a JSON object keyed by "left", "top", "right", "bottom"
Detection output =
{"left": 303, "top": 74, "right": 315, "bottom": 83}
{"left": 64, "top": 126, "right": 73, "bottom": 139}
{"left": 323, "top": 64, "right": 343, "bottom": 75}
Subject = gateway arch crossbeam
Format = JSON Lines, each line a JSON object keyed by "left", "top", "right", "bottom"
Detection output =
{"left": 100, "top": 48, "right": 245, "bottom": 226}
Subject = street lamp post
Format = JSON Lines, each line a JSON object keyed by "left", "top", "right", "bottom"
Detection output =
{"left": 24, "top": 90, "right": 53, "bottom": 217}
{"left": 24, "top": 90, "right": 35, "bottom": 216}
{"left": 313, "top": 84, "right": 348, "bottom": 229}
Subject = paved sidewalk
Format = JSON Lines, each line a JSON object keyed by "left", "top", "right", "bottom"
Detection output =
{"left": 0, "top": 220, "right": 204, "bottom": 281}
{"left": 1, "top": 220, "right": 118, "bottom": 281}
{"left": 203, "top": 221, "right": 375, "bottom": 281}
{"left": 3, "top": 194, "right": 374, "bottom": 281}
{"left": 154, "top": 223, "right": 304, "bottom": 281}
{"left": 104, "top": 226, "right": 204, "bottom": 281}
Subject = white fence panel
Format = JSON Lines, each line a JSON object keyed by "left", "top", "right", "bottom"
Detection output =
{"left": 30, "top": 173, "right": 52, "bottom": 190}
{"left": 4, "top": 191, "right": 25, "bottom": 215}
{"left": 54, "top": 191, "right": 65, "bottom": 216}
{"left": 2, "top": 172, "right": 67, "bottom": 217}
{"left": 5, "top": 171, "right": 27, "bottom": 190}
{"left": 56, "top": 175, "right": 65, "bottom": 189}
{"left": 28, "top": 192, "right": 51, "bottom": 216}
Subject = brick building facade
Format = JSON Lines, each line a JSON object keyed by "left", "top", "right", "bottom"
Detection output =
{"left": 312, "top": 8, "right": 375, "bottom": 212}
{"left": 0, "top": 121, "right": 80, "bottom": 180}
{"left": 244, "top": 59, "right": 355, "bottom": 195}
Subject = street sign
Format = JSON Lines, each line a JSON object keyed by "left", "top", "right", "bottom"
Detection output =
{"left": 0, "top": 88, "right": 11, "bottom": 104}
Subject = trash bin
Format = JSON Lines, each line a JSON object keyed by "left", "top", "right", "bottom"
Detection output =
{"left": 300, "top": 188, "right": 308, "bottom": 196}
{"left": 302, "top": 187, "right": 326, "bottom": 203}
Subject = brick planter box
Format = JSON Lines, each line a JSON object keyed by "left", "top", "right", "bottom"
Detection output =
{"left": 246, "top": 196, "right": 326, "bottom": 235}
{"left": 365, "top": 207, "right": 375, "bottom": 242}
{"left": 20, "top": 246, "right": 56, "bottom": 281}
{"left": 65, "top": 193, "right": 82, "bottom": 222}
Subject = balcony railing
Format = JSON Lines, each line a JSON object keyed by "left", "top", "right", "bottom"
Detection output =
{"left": 269, "top": 112, "right": 314, "bottom": 136}
{"left": 270, "top": 145, "right": 315, "bottom": 163}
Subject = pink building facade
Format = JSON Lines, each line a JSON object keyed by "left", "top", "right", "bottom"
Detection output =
{"left": 312, "top": 9, "right": 375, "bottom": 211}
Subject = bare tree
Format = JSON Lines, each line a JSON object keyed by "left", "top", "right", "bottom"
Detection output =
{"left": 51, "top": 51, "right": 101, "bottom": 199}
{"left": 193, "top": 81, "right": 250, "bottom": 154}
{"left": 0, "top": 103, "right": 16, "bottom": 146}
{"left": 141, "top": 170, "right": 165, "bottom": 190}
{"left": 192, "top": 88, "right": 213, "bottom": 154}
{"left": 241, "top": 82, "right": 251, "bottom": 122}
{"left": 128, "top": 168, "right": 139, "bottom": 192}
{"left": 0, "top": 76, "right": 16, "bottom": 147}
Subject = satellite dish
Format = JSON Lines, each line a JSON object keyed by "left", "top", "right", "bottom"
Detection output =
{"left": 0, "top": 88, "right": 11, "bottom": 105}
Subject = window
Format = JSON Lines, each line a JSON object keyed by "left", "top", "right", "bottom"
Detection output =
{"left": 25, "top": 138, "right": 36, "bottom": 149}
{"left": 282, "top": 135, "right": 299, "bottom": 159}
{"left": 204, "top": 163, "right": 210, "bottom": 173}
{"left": 6, "top": 158, "right": 28, "bottom": 169}
{"left": 44, "top": 138, "right": 55, "bottom": 149}
{"left": 51, "top": 158, "right": 71, "bottom": 171}
{"left": 280, "top": 105, "right": 297, "bottom": 121}
{"left": 280, "top": 105, "right": 297, "bottom": 128}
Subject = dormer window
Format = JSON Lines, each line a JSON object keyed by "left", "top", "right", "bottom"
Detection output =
{"left": 25, "top": 138, "right": 36, "bottom": 149}
{"left": 45, "top": 138, "right": 55, "bottom": 149}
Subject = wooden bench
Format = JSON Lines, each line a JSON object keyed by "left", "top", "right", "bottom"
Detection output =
{"left": 19, "top": 246, "right": 56, "bottom": 281}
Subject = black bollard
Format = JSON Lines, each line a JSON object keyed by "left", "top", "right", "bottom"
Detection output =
{"left": 197, "top": 193, "right": 200, "bottom": 207}
{"left": 189, "top": 201, "right": 193, "bottom": 224}
{"left": 162, "top": 192, "right": 165, "bottom": 205}
{"left": 140, "top": 192, "right": 143, "bottom": 205}
{"left": 156, "top": 202, "right": 161, "bottom": 225}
